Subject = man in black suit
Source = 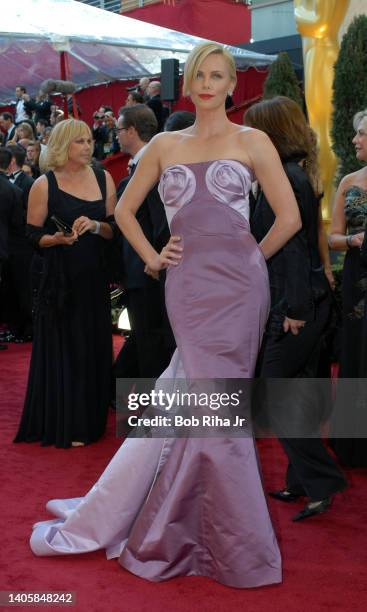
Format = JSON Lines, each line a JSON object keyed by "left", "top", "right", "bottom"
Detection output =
{"left": 7, "top": 144, "right": 34, "bottom": 205}
{"left": 112, "top": 104, "right": 174, "bottom": 395}
{"left": 4, "top": 144, "right": 35, "bottom": 341}
{"left": 0, "top": 148, "right": 24, "bottom": 349}
{"left": 146, "top": 81, "right": 164, "bottom": 132}
{"left": 0, "top": 113, "right": 16, "bottom": 146}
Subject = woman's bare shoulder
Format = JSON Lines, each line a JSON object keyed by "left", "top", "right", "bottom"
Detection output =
{"left": 236, "top": 125, "right": 270, "bottom": 143}
{"left": 337, "top": 168, "right": 367, "bottom": 192}
{"left": 31, "top": 174, "right": 48, "bottom": 193}
{"left": 144, "top": 131, "right": 193, "bottom": 168}
{"left": 150, "top": 130, "right": 191, "bottom": 149}
{"left": 233, "top": 126, "right": 275, "bottom": 164}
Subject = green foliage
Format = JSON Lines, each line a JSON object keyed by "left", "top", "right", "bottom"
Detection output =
{"left": 332, "top": 15, "right": 367, "bottom": 183}
{"left": 263, "top": 52, "right": 303, "bottom": 107}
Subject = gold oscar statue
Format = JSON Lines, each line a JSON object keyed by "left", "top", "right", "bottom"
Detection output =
{"left": 294, "top": 0, "right": 350, "bottom": 220}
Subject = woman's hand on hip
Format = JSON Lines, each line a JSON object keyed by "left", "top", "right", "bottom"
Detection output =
{"left": 160, "top": 236, "right": 183, "bottom": 266}
{"left": 145, "top": 236, "right": 183, "bottom": 279}
{"left": 283, "top": 317, "right": 306, "bottom": 335}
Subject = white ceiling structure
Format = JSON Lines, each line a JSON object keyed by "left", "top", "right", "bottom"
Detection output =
{"left": 0, "top": 0, "right": 276, "bottom": 103}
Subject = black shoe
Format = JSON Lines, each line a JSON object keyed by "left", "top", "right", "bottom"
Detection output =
{"left": 292, "top": 498, "right": 331, "bottom": 522}
{"left": 269, "top": 489, "right": 302, "bottom": 503}
{"left": 0, "top": 343, "right": 8, "bottom": 350}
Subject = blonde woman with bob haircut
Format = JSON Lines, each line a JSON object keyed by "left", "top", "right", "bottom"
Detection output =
{"left": 14, "top": 118, "right": 117, "bottom": 449}
{"left": 15, "top": 121, "right": 34, "bottom": 141}
{"left": 29, "top": 44, "right": 301, "bottom": 589}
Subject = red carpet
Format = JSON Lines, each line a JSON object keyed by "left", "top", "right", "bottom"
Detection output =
{"left": 1, "top": 340, "right": 367, "bottom": 612}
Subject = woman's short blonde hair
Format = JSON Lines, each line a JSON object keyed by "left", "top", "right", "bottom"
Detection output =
{"left": 17, "top": 122, "right": 34, "bottom": 140}
{"left": 45, "top": 119, "right": 92, "bottom": 170}
{"left": 353, "top": 110, "right": 367, "bottom": 131}
{"left": 183, "top": 42, "right": 236, "bottom": 97}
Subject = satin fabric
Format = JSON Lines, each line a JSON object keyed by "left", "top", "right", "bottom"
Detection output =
{"left": 30, "top": 160, "right": 281, "bottom": 588}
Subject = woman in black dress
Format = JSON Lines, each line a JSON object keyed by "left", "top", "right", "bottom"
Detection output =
{"left": 14, "top": 119, "right": 117, "bottom": 448}
{"left": 329, "top": 109, "right": 367, "bottom": 467}
{"left": 245, "top": 97, "right": 346, "bottom": 520}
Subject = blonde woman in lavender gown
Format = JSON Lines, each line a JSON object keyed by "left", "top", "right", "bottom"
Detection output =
{"left": 30, "top": 43, "right": 301, "bottom": 588}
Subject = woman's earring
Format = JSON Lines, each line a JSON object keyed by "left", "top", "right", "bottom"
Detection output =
{"left": 228, "top": 91, "right": 233, "bottom": 96}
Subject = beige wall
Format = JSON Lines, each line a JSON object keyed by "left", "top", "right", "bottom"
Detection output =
{"left": 339, "top": 0, "right": 367, "bottom": 40}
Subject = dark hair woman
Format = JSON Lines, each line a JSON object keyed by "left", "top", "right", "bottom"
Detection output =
{"left": 245, "top": 96, "right": 346, "bottom": 521}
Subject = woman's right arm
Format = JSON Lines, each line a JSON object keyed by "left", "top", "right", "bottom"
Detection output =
{"left": 329, "top": 176, "right": 364, "bottom": 250}
{"left": 27, "top": 177, "right": 78, "bottom": 248}
{"left": 115, "top": 135, "right": 181, "bottom": 271}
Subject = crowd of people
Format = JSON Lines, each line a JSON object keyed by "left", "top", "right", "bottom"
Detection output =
{"left": 0, "top": 42, "right": 366, "bottom": 588}
{"left": 92, "top": 79, "right": 169, "bottom": 160}
{"left": 0, "top": 75, "right": 171, "bottom": 347}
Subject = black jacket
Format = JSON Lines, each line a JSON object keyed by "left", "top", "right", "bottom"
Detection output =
{"left": 0, "top": 173, "right": 24, "bottom": 260}
{"left": 14, "top": 171, "right": 34, "bottom": 210}
{"left": 24, "top": 98, "right": 52, "bottom": 124}
{"left": 116, "top": 167, "right": 169, "bottom": 289}
{"left": 3, "top": 125, "right": 16, "bottom": 146}
{"left": 147, "top": 95, "right": 164, "bottom": 132}
{"left": 92, "top": 125, "right": 109, "bottom": 160}
{"left": 251, "top": 160, "right": 327, "bottom": 323}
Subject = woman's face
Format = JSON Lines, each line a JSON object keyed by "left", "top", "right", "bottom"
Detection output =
{"left": 16, "top": 125, "right": 26, "bottom": 139}
{"left": 189, "top": 53, "right": 234, "bottom": 110}
{"left": 352, "top": 119, "right": 367, "bottom": 162}
{"left": 68, "top": 132, "right": 93, "bottom": 165}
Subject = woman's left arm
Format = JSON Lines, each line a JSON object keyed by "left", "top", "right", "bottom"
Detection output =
{"left": 72, "top": 171, "right": 117, "bottom": 240}
{"left": 245, "top": 130, "right": 301, "bottom": 259}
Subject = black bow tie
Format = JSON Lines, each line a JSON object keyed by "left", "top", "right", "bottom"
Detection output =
{"left": 8, "top": 171, "right": 20, "bottom": 180}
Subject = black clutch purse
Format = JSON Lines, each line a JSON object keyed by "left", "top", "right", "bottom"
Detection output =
{"left": 50, "top": 215, "right": 73, "bottom": 235}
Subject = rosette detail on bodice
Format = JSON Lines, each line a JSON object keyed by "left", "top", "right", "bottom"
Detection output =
{"left": 158, "top": 159, "right": 254, "bottom": 228}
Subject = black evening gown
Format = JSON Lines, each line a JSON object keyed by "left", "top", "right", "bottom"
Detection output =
{"left": 332, "top": 186, "right": 367, "bottom": 467}
{"left": 14, "top": 169, "right": 112, "bottom": 448}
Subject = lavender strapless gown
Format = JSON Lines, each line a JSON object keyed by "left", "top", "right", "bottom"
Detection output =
{"left": 30, "top": 160, "right": 281, "bottom": 588}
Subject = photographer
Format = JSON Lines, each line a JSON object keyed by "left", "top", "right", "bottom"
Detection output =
{"left": 92, "top": 111, "right": 109, "bottom": 160}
